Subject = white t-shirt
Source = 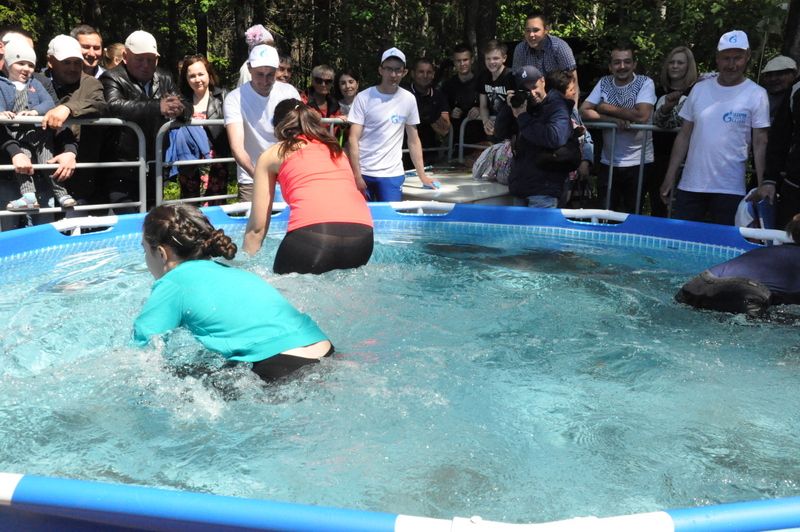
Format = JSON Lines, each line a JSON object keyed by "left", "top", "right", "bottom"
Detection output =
{"left": 677, "top": 78, "right": 769, "bottom": 196}
{"left": 223, "top": 80, "right": 300, "bottom": 184}
{"left": 348, "top": 86, "right": 420, "bottom": 177}
{"left": 585, "top": 74, "right": 656, "bottom": 167}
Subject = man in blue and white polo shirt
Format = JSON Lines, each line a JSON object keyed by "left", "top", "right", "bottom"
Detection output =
{"left": 659, "top": 30, "right": 770, "bottom": 225}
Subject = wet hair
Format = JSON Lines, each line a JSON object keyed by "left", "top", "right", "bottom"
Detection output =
{"left": 143, "top": 204, "right": 237, "bottom": 261}
{"left": 272, "top": 98, "right": 343, "bottom": 158}
{"left": 102, "top": 43, "right": 125, "bottom": 68}
{"left": 70, "top": 24, "right": 101, "bottom": 40}
{"left": 179, "top": 54, "right": 220, "bottom": 97}
{"left": 483, "top": 39, "right": 507, "bottom": 56}
{"left": 334, "top": 68, "right": 360, "bottom": 99}
{"left": 545, "top": 70, "right": 572, "bottom": 94}
{"left": 787, "top": 213, "right": 800, "bottom": 243}
{"left": 659, "top": 46, "right": 698, "bottom": 92}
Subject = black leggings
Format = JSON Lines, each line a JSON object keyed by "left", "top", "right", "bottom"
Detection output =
{"left": 273, "top": 222, "right": 373, "bottom": 275}
{"left": 251, "top": 346, "right": 335, "bottom": 381}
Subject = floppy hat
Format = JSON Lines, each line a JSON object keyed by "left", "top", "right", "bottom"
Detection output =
{"left": 4, "top": 40, "right": 36, "bottom": 67}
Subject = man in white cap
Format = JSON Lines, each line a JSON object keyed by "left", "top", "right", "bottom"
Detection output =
{"left": 236, "top": 24, "right": 275, "bottom": 88}
{"left": 41, "top": 34, "right": 107, "bottom": 207}
{"left": 660, "top": 30, "right": 769, "bottom": 226}
{"left": 759, "top": 55, "right": 798, "bottom": 122}
{"left": 99, "top": 30, "right": 188, "bottom": 210}
{"left": 223, "top": 43, "right": 300, "bottom": 201}
{"left": 347, "top": 47, "right": 435, "bottom": 201}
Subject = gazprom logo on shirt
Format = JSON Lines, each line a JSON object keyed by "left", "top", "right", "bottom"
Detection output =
{"left": 390, "top": 113, "right": 407, "bottom": 124}
{"left": 723, "top": 111, "right": 747, "bottom": 123}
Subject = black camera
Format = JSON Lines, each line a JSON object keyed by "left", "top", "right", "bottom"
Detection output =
{"left": 509, "top": 90, "right": 529, "bottom": 108}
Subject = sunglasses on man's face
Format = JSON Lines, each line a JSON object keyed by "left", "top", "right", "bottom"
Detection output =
{"left": 313, "top": 77, "right": 333, "bottom": 85}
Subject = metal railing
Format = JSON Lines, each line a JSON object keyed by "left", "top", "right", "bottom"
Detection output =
{"left": 0, "top": 116, "right": 149, "bottom": 218}
{"left": 454, "top": 116, "right": 682, "bottom": 216}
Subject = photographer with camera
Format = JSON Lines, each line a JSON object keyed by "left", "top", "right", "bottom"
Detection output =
{"left": 505, "top": 66, "right": 576, "bottom": 208}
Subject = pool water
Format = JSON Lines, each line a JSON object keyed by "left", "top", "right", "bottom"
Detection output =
{"left": 0, "top": 221, "right": 799, "bottom": 523}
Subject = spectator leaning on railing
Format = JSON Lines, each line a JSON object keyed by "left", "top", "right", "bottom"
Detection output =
{"left": 99, "top": 30, "right": 190, "bottom": 211}
{"left": 41, "top": 34, "right": 107, "bottom": 208}
{"left": 580, "top": 42, "right": 656, "bottom": 213}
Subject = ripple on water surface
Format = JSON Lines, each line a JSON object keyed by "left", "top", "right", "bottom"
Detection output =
{"left": 0, "top": 223, "right": 799, "bottom": 523}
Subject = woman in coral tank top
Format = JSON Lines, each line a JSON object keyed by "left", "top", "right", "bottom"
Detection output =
{"left": 244, "top": 99, "right": 373, "bottom": 274}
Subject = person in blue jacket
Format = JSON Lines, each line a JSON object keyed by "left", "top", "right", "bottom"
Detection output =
{"left": 676, "top": 214, "right": 800, "bottom": 316}
{"left": 503, "top": 65, "right": 578, "bottom": 208}
{"left": 133, "top": 204, "right": 333, "bottom": 381}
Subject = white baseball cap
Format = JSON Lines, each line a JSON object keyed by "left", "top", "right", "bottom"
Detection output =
{"left": 761, "top": 55, "right": 797, "bottom": 74}
{"left": 381, "top": 47, "right": 406, "bottom": 65}
{"left": 47, "top": 35, "right": 83, "bottom": 61}
{"left": 248, "top": 44, "right": 279, "bottom": 69}
{"left": 718, "top": 30, "right": 749, "bottom": 51}
{"left": 3, "top": 40, "right": 36, "bottom": 67}
{"left": 125, "top": 30, "right": 160, "bottom": 56}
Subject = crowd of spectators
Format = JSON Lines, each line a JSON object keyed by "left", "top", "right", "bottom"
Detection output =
{"left": 0, "top": 13, "right": 798, "bottom": 234}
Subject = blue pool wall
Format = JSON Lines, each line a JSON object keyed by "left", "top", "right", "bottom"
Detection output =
{"left": 0, "top": 203, "right": 762, "bottom": 260}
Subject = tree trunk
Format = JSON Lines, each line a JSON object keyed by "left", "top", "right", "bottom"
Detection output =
{"left": 196, "top": 1, "right": 208, "bottom": 56}
{"left": 233, "top": 0, "right": 257, "bottom": 72}
{"left": 783, "top": 0, "right": 800, "bottom": 62}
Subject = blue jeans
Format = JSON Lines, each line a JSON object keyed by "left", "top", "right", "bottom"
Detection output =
{"left": 362, "top": 174, "right": 404, "bottom": 202}
{"left": 527, "top": 195, "right": 559, "bottom": 208}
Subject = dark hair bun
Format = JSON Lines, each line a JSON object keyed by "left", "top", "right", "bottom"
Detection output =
{"left": 201, "top": 229, "right": 238, "bottom": 260}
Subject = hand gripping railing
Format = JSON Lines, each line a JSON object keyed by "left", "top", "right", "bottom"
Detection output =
{"left": 0, "top": 116, "right": 148, "bottom": 216}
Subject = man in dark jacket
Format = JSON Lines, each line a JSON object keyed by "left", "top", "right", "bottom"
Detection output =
{"left": 42, "top": 34, "right": 107, "bottom": 208}
{"left": 99, "top": 30, "right": 189, "bottom": 210}
{"left": 506, "top": 65, "right": 574, "bottom": 208}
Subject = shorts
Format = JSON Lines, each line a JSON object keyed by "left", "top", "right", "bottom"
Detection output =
{"left": 273, "top": 222, "right": 374, "bottom": 275}
{"left": 362, "top": 174, "right": 404, "bottom": 202}
{"left": 251, "top": 345, "right": 335, "bottom": 381}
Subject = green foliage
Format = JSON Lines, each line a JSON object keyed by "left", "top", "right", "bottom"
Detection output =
{"left": 3, "top": 0, "right": 792, "bottom": 92}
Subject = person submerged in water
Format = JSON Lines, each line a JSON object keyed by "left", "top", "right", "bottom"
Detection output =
{"left": 133, "top": 204, "right": 333, "bottom": 381}
{"left": 676, "top": 213, "right": 800, "bottom": 316}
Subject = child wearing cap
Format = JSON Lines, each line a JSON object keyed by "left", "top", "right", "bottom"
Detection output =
{"left": 0, "top": 40, "right": 76, "bottom": 210}
{"left": 347, "top": 46, "right": 436, "bottom": 201}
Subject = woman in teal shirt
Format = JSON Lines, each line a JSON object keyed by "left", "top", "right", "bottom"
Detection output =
{"left": 134, "top": 204, "right": 332, "bottom": 380}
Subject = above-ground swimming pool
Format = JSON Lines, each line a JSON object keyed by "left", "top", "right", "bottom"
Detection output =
{"left": 0, "top": 203, "right": 799, "bottom": 531}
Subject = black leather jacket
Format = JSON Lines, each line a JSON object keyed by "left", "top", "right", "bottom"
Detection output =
{"left": 100, "top": 64, "right": 190, "bottom": 162}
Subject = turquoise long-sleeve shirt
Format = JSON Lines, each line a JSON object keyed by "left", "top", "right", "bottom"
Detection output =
{"left": 133, "top": 260, "right": 328, "bottom": 362}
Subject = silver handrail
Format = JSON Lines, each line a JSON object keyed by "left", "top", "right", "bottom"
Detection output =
{"left": 0, "top": 116, "right": 149, "bottom": 217}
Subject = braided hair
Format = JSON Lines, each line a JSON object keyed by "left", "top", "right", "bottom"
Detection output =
{"left": 143, "top": 204, "right": 237, "bottom": 261}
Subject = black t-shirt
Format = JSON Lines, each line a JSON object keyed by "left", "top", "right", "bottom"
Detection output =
{"left": 441, "top": 74, "right": 479, "bottom": 114}
{"left": 410, "top": 84, "right": 450, "bottom": 148}
{"left": 478, "top": 68, "right": 514, "bottom": 116}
